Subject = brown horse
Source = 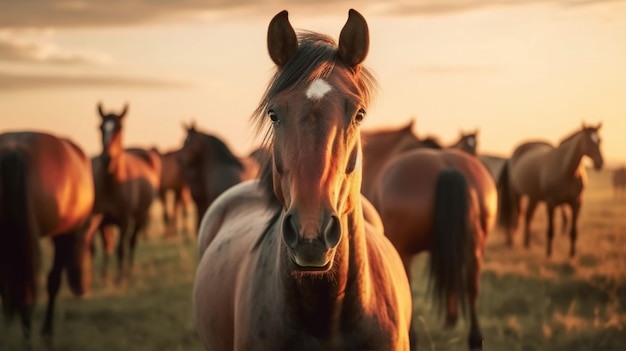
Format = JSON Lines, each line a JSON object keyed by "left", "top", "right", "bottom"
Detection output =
{"left": 613, "top": 166, "right": 626, "bottom": 199}
{"left": 361, "top": 120, "right": 442, "bottom": 200}
{"left": 497, "top": 123, "right": 604, "bottom": 257}
{"left": 177, "top": 123, "right": 258, "bottom": 230}
{"left": 193, "top": 9, "right": 414, "bottom": 351}
{"left": 90, "top": 103, "right": 161, "bottom": 282}
{"left": 151, "top": 147, "right": 192, "bottom": 236}
{"left": 0, "top": 131, "right": 94, "bottom": 342}
{"left": 362, "top": 126, "right": 497, "bottom": 350}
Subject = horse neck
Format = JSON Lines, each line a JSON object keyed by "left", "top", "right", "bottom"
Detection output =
{"left": 279, "top": 190, "right": 371, "bottom": 334}
{"left": 555, "top": 134, "right": 584, "bottom": 178}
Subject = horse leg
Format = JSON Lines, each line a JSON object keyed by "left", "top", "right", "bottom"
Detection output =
{"left": 523, "top": 198, "right": 538, "bottom": 249}
{"left": 400, "top": 253, "right": 418, "bottom": 351}
{"left": 160, "top": 189, "right": 170, "bottom": 226}
{"left": 100, "top": 224, "right": 115, "bottom": 280}
{"left": 467, "top": 250, "right": 484, "bottom": 351}
{"left": 128, "top": 216, "right": 147, "bottom": 278}
{"left": 545, "top": 203, "right": 556, "bottom": 257}
{"left": 115, "top": 219, "right": 130, "bottom": 284}
{"left": 569, "top": 201, "right": 581, "bottom": 257}
{"left": 41, "top": 236, "right": 68, "bottom": 340}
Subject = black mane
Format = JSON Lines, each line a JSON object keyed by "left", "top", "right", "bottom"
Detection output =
{"left": 202, "top": 133, "right": 244, "bottom": 170}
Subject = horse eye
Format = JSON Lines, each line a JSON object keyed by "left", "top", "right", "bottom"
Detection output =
{"left": 268, "top": 110, "right": 279, "bottom": 124}
{"left": 355, "top": 109, "right": 366, "bottom": 124}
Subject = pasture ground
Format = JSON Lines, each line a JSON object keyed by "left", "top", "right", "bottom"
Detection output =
{"left": 1, "top": 169, "right": 625, "bottom": 351}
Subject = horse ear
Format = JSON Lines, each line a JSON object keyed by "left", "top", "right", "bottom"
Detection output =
{"left": 596, "top": 122, "right": 602, "bottom": 130}
{"left": 402, "top": 119, "right": 414, "bottom": 132}
{"left": 119, "top": 103, "right": 129, "bottom": 119}
{"left": 267, "top": 10, "right": 298, "bottom": 67}
{"left": 97, "top": 102, "right": 105, "bottom": 118}
{"left": 338, "top": 9, "right": 369, "bottom": 68}
{"left": 581, "top": 121, "right": 587, "bottom": 129}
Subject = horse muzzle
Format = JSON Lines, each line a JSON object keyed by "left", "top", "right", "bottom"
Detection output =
{"left": 281, "top": 209, "right": 341, "bottom": 270}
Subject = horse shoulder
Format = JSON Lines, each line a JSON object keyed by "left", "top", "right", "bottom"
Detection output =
{"left": 363, "top": 224, "right": 413, "bottom": 340}
{"left": 194, "top": 180, "right": 273, "bottom": 350}
{"left": 197, "top": 180, "right": 270, "bottom": 256}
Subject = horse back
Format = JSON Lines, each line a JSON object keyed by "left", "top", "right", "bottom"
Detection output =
{"left": 508, "top": 142, "right": 554, "bottom": 197}
{"left": 0, "top": 131, "right": 94, "bottom": 236}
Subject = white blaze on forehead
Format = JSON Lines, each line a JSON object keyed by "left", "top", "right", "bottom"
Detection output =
{"left": 103, "top": 120, "right": 116, "bottom": 143}
{"left": 590, "top": 131, "right": 599, "bottom": 144}
{"left": 306, "top": 79, "right": 333, "bottom": 100}
{"left": 466, "top": 136, "right": 475, "bottom": 148}
{"left": 104, "top": 120, "right": 115, "bottom": 133}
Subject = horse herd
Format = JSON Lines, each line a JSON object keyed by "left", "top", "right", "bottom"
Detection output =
{"left": 0, "top": 8, "right": 621, "bottom": 351}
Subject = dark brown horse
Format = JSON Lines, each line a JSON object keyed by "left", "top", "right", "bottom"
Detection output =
{"left": 497, "top": 123, "right": 604, "bottom": 257}
{"left": 362, "top": 126, "right": 497, "bottom": 350}
{"left": 450, "top": 129, "right": 479, "bottom": 156}
{"left": 177, "top": 123, "right": 258, "bottom": 230}
{"left": 151, "top": 147, "right": 192, "bottom": 236}
{"left": 193, "top": 9, "right": 414, "bottom": 351}
{"left": 613, "top": 166, "right": 626, "bottom": 199}
{"left": 0, "top": 131, "right": 94, "bottom": 343}
{"left": 90, "top": 103, "right": 161, "bottom": 282}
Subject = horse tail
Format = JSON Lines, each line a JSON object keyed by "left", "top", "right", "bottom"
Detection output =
{"left": 496, "top": 161, "right": 519, "bottom": 231}
{"left": 429, "top": 168, "right": 475, "bottom": 326}
{"left": 0, "top": 150, "right": 40, "bottom": 321}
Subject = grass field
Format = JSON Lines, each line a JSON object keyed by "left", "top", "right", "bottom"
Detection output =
{"left": 1, "top": 169, "right": 624, "bottom": 351}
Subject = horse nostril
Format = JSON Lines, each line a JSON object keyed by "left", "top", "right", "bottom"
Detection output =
{"left": 323, "top": 215, "right": 341, "bottom": 249}
{"left": 282, "top": 213, "right": 300, "bottom": 249}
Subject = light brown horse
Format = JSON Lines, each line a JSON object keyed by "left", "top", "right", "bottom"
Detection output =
{"left": 90, "top": 103, "right": 161, "bottom": 282}
{"left": 497, "top": 123, "right": 604, "bottom": 257}
{"left": 0, "top": 131, "right": 94, "bottom": 343}
{"left": 151, "top": 147, "right": 192, "bottom": 236}
{"left": 613, "top": 166, "right": 626, "bottom": 199}
{"left": 177, "top": 123, "right": 258, "bottom": 230}
{"left": 193, "top": 9, "right": 414, "bottom": 351}
{"left": 362, "top": 126, "right": 497, "bottom": 350}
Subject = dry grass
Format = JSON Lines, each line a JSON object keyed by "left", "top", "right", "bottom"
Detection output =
{"left": 1, "top": 169, "right": 625, "bottom": 350}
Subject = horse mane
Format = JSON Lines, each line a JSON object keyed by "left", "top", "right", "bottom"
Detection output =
{"left": 201, "top": 133, "right": 244, "bottom": 170}
{"left": 422, "top": 136, "right": 443, "bottom": 149}
{"left": 559, "top": 128, "right": 587, "bottom": 146}
{"left": 250, "top": 31, "right": 378, "bottom": 205}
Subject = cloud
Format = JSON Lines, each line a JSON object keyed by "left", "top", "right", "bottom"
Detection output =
{"left": 0, "top": 71, "right": 190, "bottom": 91}
{"left": 0, "top": 30, "right": 111, "bottom": 65}
{"left": 0, "top": 0, "right": 623, "bottom": 29}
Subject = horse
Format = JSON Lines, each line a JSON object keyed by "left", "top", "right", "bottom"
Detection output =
{"left": 0, "top": 131, "right": 94, "bottom": 343}
{"left": 497, "top": 123, "right": 604, "bottom": 257}
{"left": 150, "top": 147, "right": 192, "bottom": 236}
{"left": 90, "top": 103, "right": 161, "bottom": 282}
{"left": 362, "top": 126, "right": 497, "bottom": 350}
{"left": 613, "top": 166, "right": 626, "bottom": 199}
{"left": 450, "top": 130, "right": 479, "bottom": 156}
{"left": 192, "top": 9, "right": 414, "bottom": 351}
{"left": 177, "top": 123, "right": 259, "bottom": 230}
{"left": 361, "top": 120, "right": 442, "bottom": 200}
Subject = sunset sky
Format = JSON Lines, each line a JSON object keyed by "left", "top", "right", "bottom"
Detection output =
{"left": 0, "top": 0, "right": 624, "bottom": 166}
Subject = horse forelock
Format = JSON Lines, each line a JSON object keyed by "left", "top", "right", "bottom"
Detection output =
{"left": 251, "top": 31, "right": 377, "bottom": 202}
